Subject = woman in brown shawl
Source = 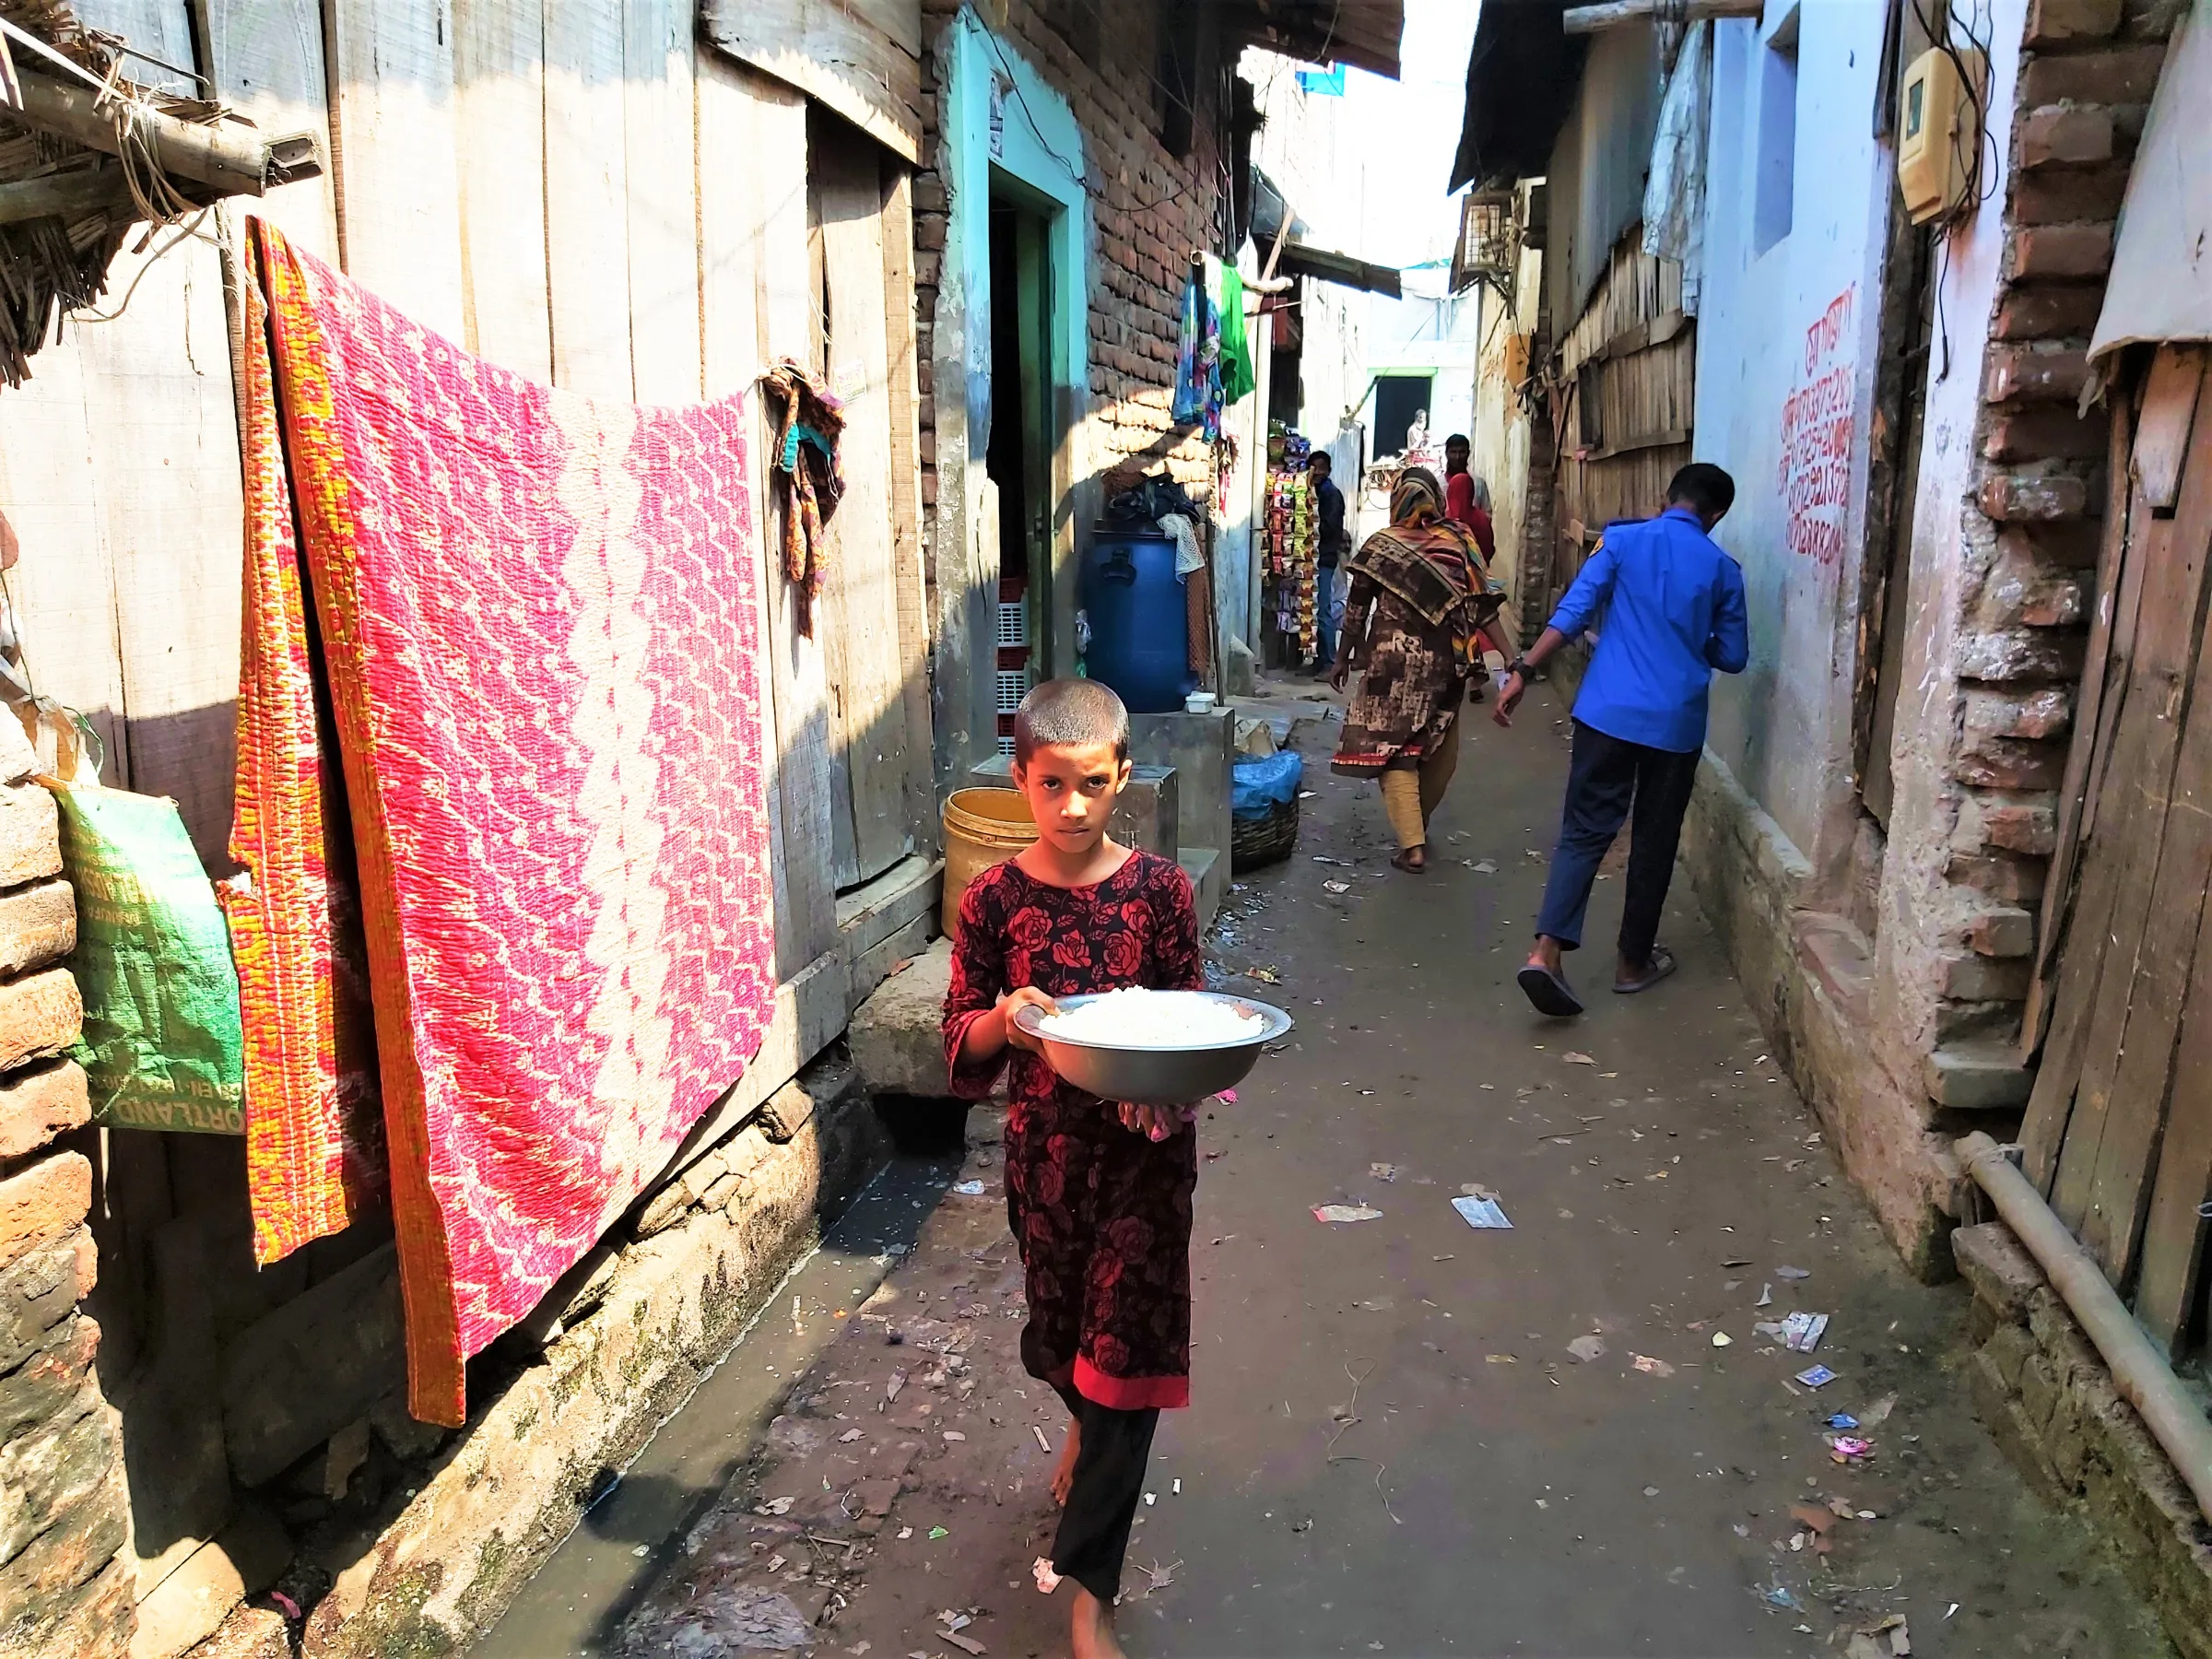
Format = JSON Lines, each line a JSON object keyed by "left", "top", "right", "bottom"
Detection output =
{"left": 1330, "top": 467, "right": 1512, "bottom": 872}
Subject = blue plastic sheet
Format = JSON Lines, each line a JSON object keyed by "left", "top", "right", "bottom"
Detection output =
{"left": 1231, "top": 748, "right": 1303, "bottom": 818}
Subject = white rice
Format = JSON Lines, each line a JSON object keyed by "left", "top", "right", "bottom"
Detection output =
{"left": 1039, "top": 987, "right": 1262, "bottom": 1048}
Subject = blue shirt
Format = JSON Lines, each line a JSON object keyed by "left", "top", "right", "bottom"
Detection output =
{"left": 1546, "top": 507, "right": 1749, "bottom": 753}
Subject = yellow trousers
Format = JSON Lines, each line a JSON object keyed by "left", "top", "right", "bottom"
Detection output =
{"left": 1379, "top": 714, "right": 1461, "bottom": 850}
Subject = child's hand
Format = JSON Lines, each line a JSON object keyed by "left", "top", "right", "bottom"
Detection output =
{"left": 1000, "top": 987, "right": 1058, "bottom": 1054}
{"left": 1116, "top": 1101, "right": 1193, "bottom": 1141}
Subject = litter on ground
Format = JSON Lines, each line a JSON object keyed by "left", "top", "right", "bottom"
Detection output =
{"left": 1451, "top": 1194, "right": 1513, "bottom": 1230}
{"left": 951, "top": 1180, "right": 987, "bottom": 1196}
{"left": 1314, "top": 1205, "right": 1383, "bottom": 1224}
{"left": 1567, "top": 1335, "right": 1607, "bottom": 1362}
{"left": 1796, "top": 1365, "right": 1839, "bottom": 1389}
{"left": 1631, "top": 1354, "right": 1675, "bottom": 1377}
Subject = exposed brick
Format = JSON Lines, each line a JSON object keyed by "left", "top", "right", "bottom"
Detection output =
{"left": 1984, "top": 401, "right": 2108, "bottom": 456}
{"left": 0, "top": 784, "right": 60, "bottom": 889}
{"left": 1958, "top": 625, "right": 2088, "bottom": 683}
{"left": 1977, "top": 535, "right": 2088, "bottom": 627}
{"left": 1966, "top": 906, "right": 2037, "bottom": 957}
{"left": 0, "top": 1153, "right": 88, "bottom": 1279}
{"left": 2027, "top": 0, "right": 2124, "bottom": 40}
{"left": 0, "top": 1387, "right": 120, "bottom": 1569}
{"left": 2009, "top": 222, "right": 2114, "bottom": 281}
{"left": 0, "top": 1228, "right": 92, "bottom": 1374}
{"left": 0, "top": 1061, "right": 88, "bottom": 1161}
{"left": 1947, "top": 849, "right": 2049, "bottom": 904}
{"left": 1940, "top": 951, "right": 2033, "bottom": 1002}
{"left": 0, "top": 969, "right": 79, "bottom": 1075}
{"left": 2003, "top": 519, "right": 2103, "bottom": 570}
{"left": 0, "top": 1453, "right": 124, "bottom": 1609}
{"left": 1956, "top": 736, "right": 2066, "bottom": 791}
{"left": 1986, "top": 344, "right": 2090, "bottom": 404}
{"left": 2011, "top": 161, "right": 2136, "bottom": 225}
{"left": 2021, "top": 105, "right": 2116, "bottom": 169}
{"left": 1992, "top": 284, "right": 2110, "bottom": 344}
{"left": 1965, "top": 686, "right": 2075, "bottom": 741}
{"left": 1962, "top": 790, "right": 2060, "bottom": 856}
{"left": 2019, "top": 42, "right": 2170, "bottom": 104}
{"left": 1979, "top": 468, "right": 2090, "bottom": 522}
{"left": 1958, "top": 1222, "right": 2045, "bottom": 1324}
{"left": 0, "top": 880, "right": 75, "bottom": 982}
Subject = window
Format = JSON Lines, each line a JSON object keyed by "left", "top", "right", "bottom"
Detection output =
{"left": 1754, "top": 8, "right": 1800, "bottom": 255}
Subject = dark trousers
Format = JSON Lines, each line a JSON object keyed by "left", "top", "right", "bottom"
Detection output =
{"left": 1535, "top": 720, "right": 1700, "bottom": 966}
{"left": 1047, "top": 1389, "right": 1159, "bottom": 1604}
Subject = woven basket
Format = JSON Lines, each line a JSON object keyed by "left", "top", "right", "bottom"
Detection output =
{"left": 1230, "top": 798, "right": 1300, "bottom": 873}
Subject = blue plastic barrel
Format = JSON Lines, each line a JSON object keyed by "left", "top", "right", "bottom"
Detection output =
{"left": 1081, "top": 530, "right": 1195, "bottom": 712}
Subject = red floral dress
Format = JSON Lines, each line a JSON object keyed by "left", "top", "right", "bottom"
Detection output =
{"left": 941, "top": 851, "right": 1203, "bottom": 1411}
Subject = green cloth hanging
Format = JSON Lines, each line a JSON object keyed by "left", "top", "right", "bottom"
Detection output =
{"left": 1219, "top": 266, "right": 1256, "bottom": 405}
{"left": 57, "top": 786, "right": 245, "bottom": 1134}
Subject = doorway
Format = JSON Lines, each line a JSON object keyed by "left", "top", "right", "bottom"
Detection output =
{"left": 1374, "top": 372, "right": 1434, "bottom": 457}
{"left": 988, "top": 192, "right": 1056, "bottom": 745}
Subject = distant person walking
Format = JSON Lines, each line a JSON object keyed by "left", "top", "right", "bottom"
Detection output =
{"left": 1441, "top": 434, "right": 1496, "bottom": 563}
{"left": 1496, "top": 463, "right": 1748, "bottom": 1016}
{"left": 1330, "top": 467, "right": 1512, "bottom": 872}
{"left": 1310, "top": 451, "right": 1352, "bottom": 676}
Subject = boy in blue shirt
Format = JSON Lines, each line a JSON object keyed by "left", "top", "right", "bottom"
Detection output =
{"left": 1497, "top": 463, "right": 1748, "bottom": 1016}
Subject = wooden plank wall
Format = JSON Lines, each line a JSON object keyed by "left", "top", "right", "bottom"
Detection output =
{"left": 2021, "top": 344, "right": 2212, "bottom": 1362}
{"left": 0, "top": 1, "right": 930, "bottom": 1102}
{"left": 1549, "top": 233, "right": 1695, "bottom": 612}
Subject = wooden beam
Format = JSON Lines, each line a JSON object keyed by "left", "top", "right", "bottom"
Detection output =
{"left": 3, "top": 65, "right": 318, "bottom": 195}
{"left": 1581, "top": 426, "right": 1692, "bottom": 465}
{"left": 0, "top": 164, "right": 135, "bottom": 226}
{"left": 1563, "top": 0, "right": 1762, "bottom": 33}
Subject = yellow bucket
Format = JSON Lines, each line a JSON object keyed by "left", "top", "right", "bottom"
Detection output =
{"left": 942, "top": 788, "right": 1036, "bottom": 939}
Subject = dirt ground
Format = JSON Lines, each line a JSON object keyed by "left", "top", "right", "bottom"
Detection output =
{"left": 482, "top": 688, "right": 2171, "bottom": 1659}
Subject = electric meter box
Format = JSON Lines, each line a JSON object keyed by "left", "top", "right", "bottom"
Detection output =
{"left": 1899, "top": 47, "right": 1983, "bottom": 225}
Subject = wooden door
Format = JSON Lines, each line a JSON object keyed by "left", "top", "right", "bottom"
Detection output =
{"left": 2021, "top": 344, "right": 2212, "bottom": 1359}
{"left": 808, "top": 113, "right": 922, "bottom": 890}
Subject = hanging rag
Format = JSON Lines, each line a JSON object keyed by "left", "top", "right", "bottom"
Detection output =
{"left": 761, "top": 359, "right": 848, "bottom": 635}
{"left": 1643, "top": 21, "right": 1712, "bottom": 316}
{"left": 1218, "top": 265, "right": 1255, "bottom": 404}
{"left": 1158, "top": 512, "right": 1206, "bottom": 577}
{"left": 1172, "top": 261, "right": 1223, "bottom": 440}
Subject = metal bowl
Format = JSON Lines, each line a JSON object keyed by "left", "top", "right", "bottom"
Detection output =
{"left": 1011, "top": 991, "right": 1295, "bottom": 1106}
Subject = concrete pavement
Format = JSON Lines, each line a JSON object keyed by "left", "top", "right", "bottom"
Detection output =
{"left": 479, "top": 688, "right": 2167, "bottom": 1659}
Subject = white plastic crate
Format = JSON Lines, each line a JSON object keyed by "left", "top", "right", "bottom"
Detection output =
{"left": 997, "top": 735, "right": 1017, "bottom": 757}
{"left": 995, "top": 601, "right": 1029, "bottom": 648}
{"left": 995, "top": 669, "right": 1029, "bottom": 712}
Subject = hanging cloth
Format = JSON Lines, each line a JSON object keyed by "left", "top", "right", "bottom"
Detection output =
{"left": 761, "top": 360, "right": 848, "bottom": 635}
{"left": 1219, "top": 265, "right": 1256, "bottom": 404}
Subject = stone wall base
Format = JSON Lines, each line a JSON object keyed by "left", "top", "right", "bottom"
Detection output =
{"left": 1954, "top": 1222, "right": 2212, "bottom": 1659}
{"left": 184, "top": 1064, "right": 891, "bottom": 1659}
{"left": 1681, "top": 753, "right": 1959, "bottom": 1278}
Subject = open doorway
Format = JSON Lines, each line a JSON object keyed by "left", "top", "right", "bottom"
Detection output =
{"left": 1374, "top": 372, "right": 1434, "bottom": 456}
{"left": 988, "top": 192, "right": 1055, "bottom": 748}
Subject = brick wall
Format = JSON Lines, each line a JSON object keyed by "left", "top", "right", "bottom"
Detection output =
{"left": 1955, "top": 1221, "right": 2212, "bottom": 1658}
{"left": 0, "top": 717, "right": 132, "bottom": 1657}
{"left": 1931, "top": 0, "right": 2179, "bottom": 1075}
{"left": 912, "top": 0, "right": 1226, "bottom": 559}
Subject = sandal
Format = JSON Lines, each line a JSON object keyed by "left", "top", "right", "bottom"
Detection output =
{"left": 1392, "top": 848, "right": 1428, "bottom": 874}
{"left": 1614, "top": 946, "right": 1678, "bottom": 995}
{"left": 1516, "top": 963, "right": 1584, "bottom": 1018}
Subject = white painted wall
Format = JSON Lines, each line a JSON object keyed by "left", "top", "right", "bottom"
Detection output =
{"left": 1693, "top": 4, "right": 1898, "bottom": 881}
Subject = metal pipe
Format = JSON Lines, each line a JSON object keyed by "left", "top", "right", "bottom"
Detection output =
{"left": 1958, "top": 1131, "right": 2212, "bottom": 1527}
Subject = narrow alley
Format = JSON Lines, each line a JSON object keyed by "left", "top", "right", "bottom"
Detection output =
{"left": 484, "top": 691, "right": 2162, "bottom": 1659}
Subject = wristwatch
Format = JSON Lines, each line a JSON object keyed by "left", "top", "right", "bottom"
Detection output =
{"left": 1505, "top": 657, "right": 1533, "bottom": 679}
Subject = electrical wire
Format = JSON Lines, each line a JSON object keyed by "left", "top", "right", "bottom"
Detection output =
{"left": 1907, "top": 0, "right": 1999, "bottom": 382}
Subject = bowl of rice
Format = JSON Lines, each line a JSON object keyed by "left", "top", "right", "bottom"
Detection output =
{"left": 1011, "top": 988, "right": 1294, "bottom": 1105}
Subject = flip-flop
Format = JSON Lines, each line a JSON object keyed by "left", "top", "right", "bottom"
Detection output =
{"left": 1517, "top": 963, "right": 1584, "bottom": 1018}
{"left": 1614, "top": 946, "right": 1678, "bottom": 995}
{"left": 1392, "top": 849, "right": 1429, "bottom": 874}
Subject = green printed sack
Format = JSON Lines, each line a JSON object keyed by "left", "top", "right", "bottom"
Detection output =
{"left": 56, "top": 786, "right": 245, "bottom": 1134}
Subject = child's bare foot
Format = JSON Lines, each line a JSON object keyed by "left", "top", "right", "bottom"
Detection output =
{"left": 1071, "top": 1586, "right": 1125, "bottom": 1659}
{"left": 1050, "top": 1418, "right": 1081, "bottom": 1505}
